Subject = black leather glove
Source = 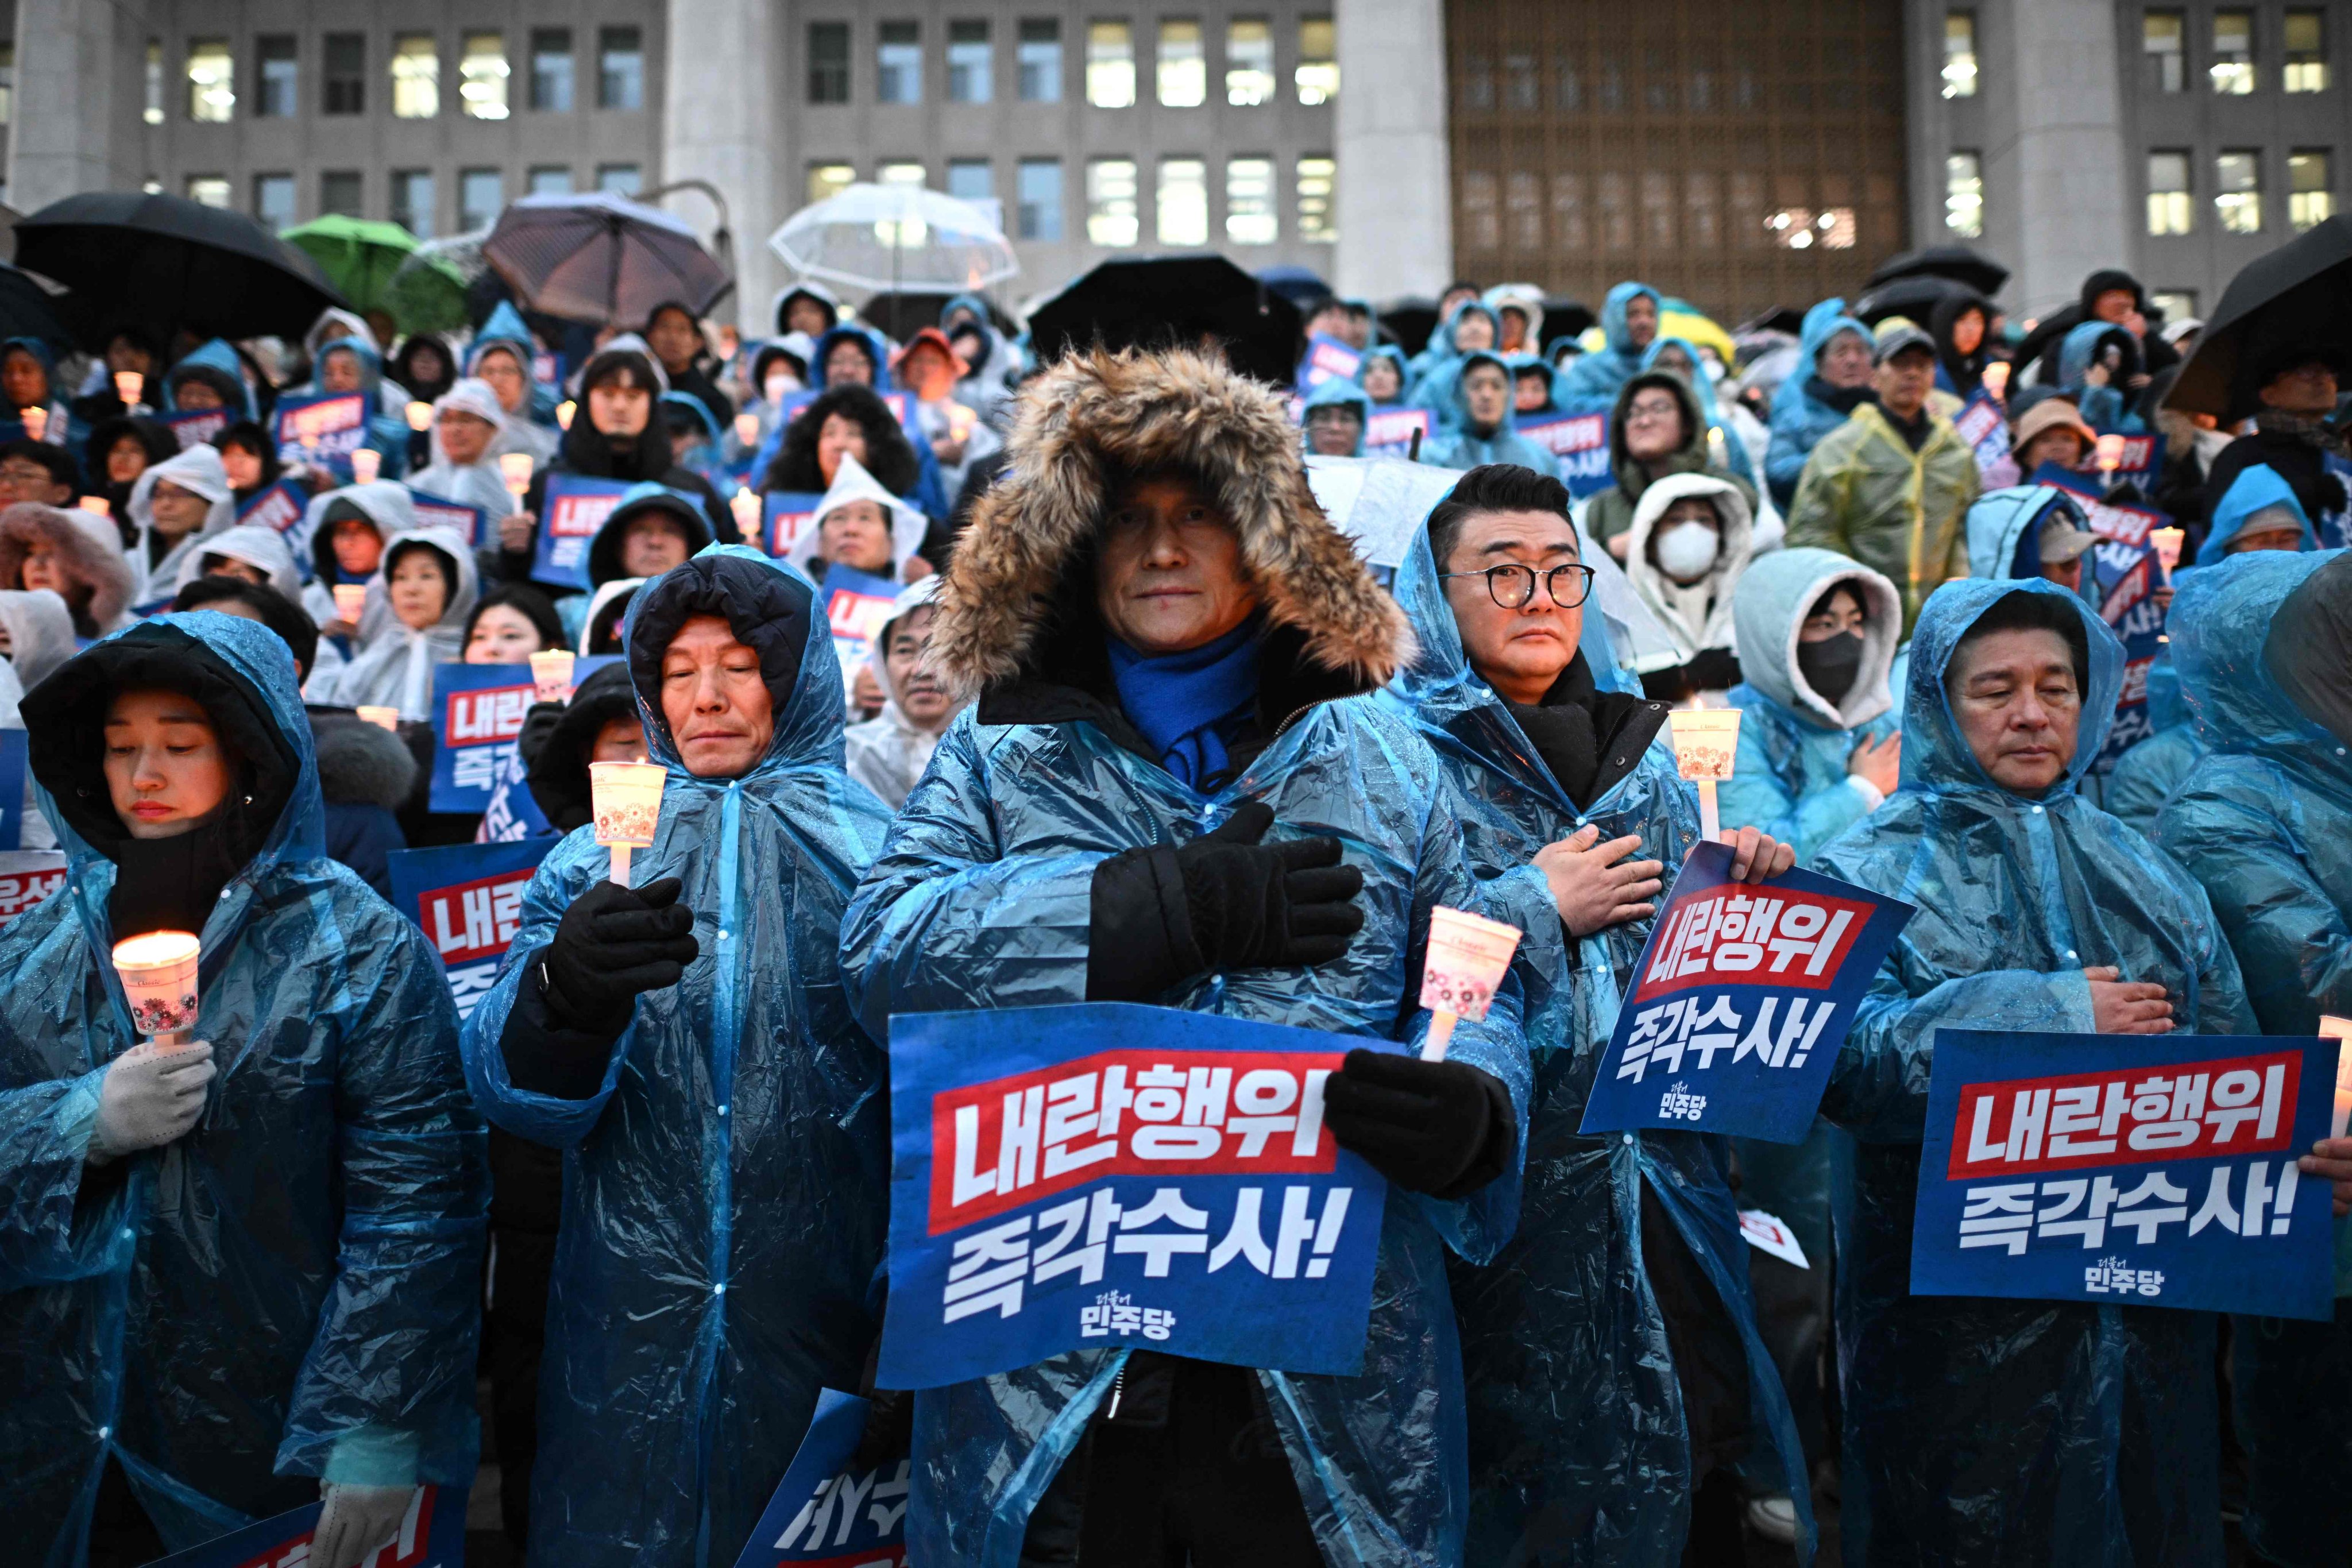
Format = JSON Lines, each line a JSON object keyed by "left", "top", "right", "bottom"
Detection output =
{"left": 515, "top": 700, "right": 566, "bottom": 769}
{"left": 1323, "top": 1048, "right": 1515, "bottom": 1199}
{"left": 538, "top": 876, "right": 699, "bottom": 1034}
{"left": 1087, "top": 801, "right": 1365, "bottom": 1001}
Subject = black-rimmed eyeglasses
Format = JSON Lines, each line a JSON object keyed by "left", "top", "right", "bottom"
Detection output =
{"left": 1439, "top": 562, "right": 1596, "bottom": 609}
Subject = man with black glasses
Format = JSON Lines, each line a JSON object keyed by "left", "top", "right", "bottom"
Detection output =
{"left": 1378, "top": 462, "right": 1813, "bottom": 1561}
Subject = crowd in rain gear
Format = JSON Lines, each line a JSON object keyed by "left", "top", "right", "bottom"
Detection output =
{"left": 1813, "top": 577, "right": 2257, "bottom": 1566}
{"left": 839, "top": 348, "right": 1534, "bottom": 1568}
{"left": 1421, "top": 350, "right": 1561, "bottom": 474}
{"left": 1585, "top": 369, "right": 1759, "bottom": 558}
{"left": 2153, "top": 550, "right": 2352, "bottom": 1568}
{"left": 1764, "top": 300, "right": 1874, "bottom": 512}
{"left": 461, "top": 546, "right": 892, "bottom": 1568}
{"left": 0, "top": 611, "right": 486, "bottom": 1565}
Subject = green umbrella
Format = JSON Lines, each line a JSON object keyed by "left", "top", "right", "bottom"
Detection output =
{"left": 280, "top": 215, "right": 418, "bottom": 315}
{"left": 382, "top": 250, "right": 472, "bottom": 336}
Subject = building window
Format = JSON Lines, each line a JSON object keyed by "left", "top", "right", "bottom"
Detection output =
{"left": 461, "top": 33, "right": 508, "bottom": 119}
{"left": 598, "top": 27, "right": 644, "bottom": 110}
{"left": 2290, "top": 150, "right": 2334, "bottom": 229}
{"left": 187, "top": 40, "right": 234, "bottom": 122}
{"left": 2150, "top": 289, "right": 2197, "bottom": 322}
{"left": 1297, "top": 154, "right": 1335, "bottom": 241}
{"left": 877, "top": 160, "right": 926, "bottom": 190}
{"left": 1156, "top": 157, "right": 1208, "bottom": 244}
{"left": 1087, "top": 157, "right": 1140, "bottom": 245}
{"left": 254, "top": 173, "right": 296, "bottom": 229}
{"left": 1017, "top": 158, "right": 1064, "bottom": 240}
{"left": 1225, "top": 19, "right": 1275, "bottom": 106}
{"left": 806, "top": 22, "right": 850, "bottom": 103}
{"left": 2215, "top": 150, "right": 2262, "bottom": 233}
{"left": 186, "top": 175, "right": 231, "bottom": 208}
{"left": 1018, "top": 20, "right": 1063, "bottom": 101}
{"left": 2144, "top": 11, "right": 2185, "bottom": 93}
{"left": 391, "top": 169, "right": 434, "bottom": 237}
{"left": 1942, "top": 12, "right": 1977, "bottom": 98}
{"left": 1226, "top": 156, "right": 1276, "bottom": 242}
{"left": 528, "top": 166, "right": 574, "bottom": 196}
{"left": 2211, "top": 11, "right": 2255, "bottom": 94}
{"left": 1297, "top": 17, "right": 1337, "bottom": 105}
{"left": 392, "top": 35, "right": 439, "bottom": 118}
{"left": 2285, "top": 11, "right": 2328, "bottom": 92}
{"left": 947, "top": 159, "right": 994, "bottom": 205}
{"left": 1087, "top": 22, "right": 1135, "bottom": 107}
{"left": 878, "top": 21, "right": 922, "bottom": 105}
{"left": 145, "top": 40, "right": 165, "bottom": 125}
{"left": 2147, "top": 150, "right": 2192, "bottom": 234}
{"left": 1945, "top": 151, "right": 1984, "bottom": 237}
{"left": 530, "top": 30, "right": 574, "bottom": 111}
{"left": 324, "top": 33, "right": 365, "bottom": 115}
{"left": 257, "top": 36, "right": 297, "bottom": 118}
{"left": 1158, "top": 21, "right": 1206, "bottom": 107}
{"left": 460, "top": 168, "right": 503, "bottom": 231}
{"left": 597, "top": 164, "right": 643, "bottom": 196}
{"left": 949, "top": 20, "right": 992, "bottom": 103}
{"left": 320, "top": 171, "right": 364, "bottom": 218}
{"left": 807, "top": 163, "right": 855, "bottom": 204}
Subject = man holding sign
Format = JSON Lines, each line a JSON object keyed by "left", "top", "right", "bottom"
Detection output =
{"left": 459, "top": 547, "right": 892, "bottom": 1568}
{"left": 841, "top": 349, "right": 1532, "bottom": 1568}
{"left": 1812, "top": 577, "right": 2260, "bottom": 1563}
{"left": 1379, "top": 462, "right": 1813, "bottom": 1561}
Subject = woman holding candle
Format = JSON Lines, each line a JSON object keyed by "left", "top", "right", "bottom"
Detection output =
{"left": 0, "top": 609, "right": 487, "bottom": 1568}
{"left": 125, "top": 442, "right": 237, "bottom": 612}
{"left": 320, "top": 527, "right": 477, "bottom": 722}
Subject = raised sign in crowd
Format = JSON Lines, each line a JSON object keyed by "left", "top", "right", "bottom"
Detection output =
{"left": 5, "top": 219, "right": 2352, "bottom": 1568}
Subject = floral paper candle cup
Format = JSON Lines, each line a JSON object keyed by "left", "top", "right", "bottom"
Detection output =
{"left": 530, "top": 650, "right": 577, "bottom": 705}
{"left": 1667, "top": 707, "right": 1741, "bottom": 783}
{"left": 349, "top": 448, "right": 381, "bottom": 485}
{"left": 113, "top": 930, "right": 201, "bottom": 1044}
{"left": 114, "top": 370, "right": 144, "bottom": 408}
{"left": 590, "top": 760, "right": 666, "bottom": 886}
{"left": 332, "top": 584, "right": 369, "bottom": 623}
{"left": 2322, "top": 1017, "right": 2352, "bottom": 1140}
{"left": 499, "top": 452, "right": 535, "bottom": 502}
{"left": 1418, "top": 904, "right": 1523, "bottom": 1061}
{"left": 406, "top": 400, "right": 434, "bottom": 433}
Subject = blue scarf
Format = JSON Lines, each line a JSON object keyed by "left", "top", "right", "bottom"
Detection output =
{"left": 1106, "top": 619, "right": 1262, "bottom": 789}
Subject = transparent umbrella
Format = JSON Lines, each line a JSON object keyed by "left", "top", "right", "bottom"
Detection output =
{"left": 766, "top": 183, "right": 1018, "bottom": 295}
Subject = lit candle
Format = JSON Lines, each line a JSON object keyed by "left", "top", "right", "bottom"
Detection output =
{"left": 2095, "top": 432, "right": 2126, "bottom": 475}
{"left": 113, "top": 930, "right": 202, "bottom": 1045}
{"left": 20, "top": 406, "right": 45, "bottom": 442}
{"left": 114, "top": 370, "right": 144, "bottom": 409}
{"left": 499, "top": 452, "right": 534, "bottom": 515}
{"left": 1667, "top": 705, "right": 1743, "bottom": 843}
{"left": 530, "top": 649, "right": 576, "bottom": 705}
{"left": 590, "top": 760, "right": 666, "bottom": 887}
{"left": 730, "top": 486, "right": 760, "bottom": 539}
{"left": 1418, "top": 905, "right": 1524, "bottom": 1061}
{"left": 2150, "top": 527, "right": 2184, "bottom": 582}
{"left": 2321, "top": 1015, "right": 2352, "bottom": 1139}
{"left": 356, "top": 705, "right": 400, "bottom": 731}
{"left": 556, "top": 400, "right": 576, "bottom": 431}
{"left": 405, "top": 400, "right": 434, "bottom": 433}
{"left": 733, "top": 412, "right": 760, "bottom": 448}
{"left": 78, "top": 496, "right": 111, "bottom": 521}
{"left": 1981, "top": 361, "right": 2010, "bottom": 402}
{"left": 349, "top": 448, "right": 381, "bottom": 485}
{"left": 331, "top": 584, "right": 368, "bottom": 624}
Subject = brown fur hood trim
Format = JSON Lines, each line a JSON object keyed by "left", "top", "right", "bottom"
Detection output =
{"left": 931, "top": 347, "right": 1413, "bottom": 697}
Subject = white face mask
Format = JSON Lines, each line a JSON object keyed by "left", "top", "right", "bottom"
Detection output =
{"left": 1652, "top": 519, "right": 1720, "bottom": 581}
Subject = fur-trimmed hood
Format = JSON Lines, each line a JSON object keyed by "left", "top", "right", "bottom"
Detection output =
{"left": 931, "top": 347, "right": 1411, "bottom": 698}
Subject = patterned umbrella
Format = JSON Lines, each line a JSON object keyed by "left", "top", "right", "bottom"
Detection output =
{"left": 484, "top": 192, "right": 731, "bottom": 328}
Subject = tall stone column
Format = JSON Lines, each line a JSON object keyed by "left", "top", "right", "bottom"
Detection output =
{"left": 9, "top": 0, "right": 146, "bottom": 210}
{"left": 1333, "top": 0, "right": 1451, "bottom": 302}
{"left": 2005, "top": 0, "right": 2130, "bottom": 316}
{"left": 662, "top": 0, "right": 781, "bottom": 336}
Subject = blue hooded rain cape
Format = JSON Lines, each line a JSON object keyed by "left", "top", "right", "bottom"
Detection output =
{"left": 1554, "top": 281, "right": 1662, "bottom": 414}
{"left": 1764, "top": 299, "right": 1872, "bottom": 511}
{"left": 2198, "top": 463, "right": 2318, "bottom": 566}
{"left": 1301, "top": 374, "right": 1373, "bottom": 457}
{"left": 1420, "top": 352, "right": 1561, "bottom": 476}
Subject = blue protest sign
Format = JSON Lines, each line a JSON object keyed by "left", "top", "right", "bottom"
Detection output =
{"left": 427, "top": 663, "right": 535, "bottom": 812}
{"left": 1909, "top": 1030, "right": 2339, "bottom": 1321}
{"left": 1364, "top": 407, "right": 1431, "bottom": 459}
{"left": 764, "top": 489, "right": 827, "bottom": 555}
{"left": 532, "top": 473, "right": 631, "bottom": 590}
{"left": 2033, "top": 468, "right": 2170, "bottom": 773}
{"left": 881, "top": 1003, "right": 1389, "bottom": 1390}
{"left": 728, "top": 1388, "right": 909, "bottom": 1568}
{"left": 1295, "top": 333, "right": 1363, "bottom": 391}
{"left": 235, "top": 477, "right": 310, "bottom": 538}
{"left": 0, "top": 727, "right": 27, "bottom": 849}
{"left": 165, "top": 408, "right": 230, "bottom": 450}
{"left": 272, "top": 391, "right": 369, "bottom": 472}
{"left": 406, "top": 488, "right": 487, "bottom": 549}
{"left": 1515, "top": 411, "right": 1614, "bottom": 497}
{"left": 1953, "top": 391, "right": 2016, "bottom": 488}
{"left": 149, "top": 1483, "right": 467, "bottom": 1568}
{"left": 389, "top": 837, "right": 554, "bottom": 1020}
{"left": 1578, "top": 841, "right": 1916, "bottom": 1142}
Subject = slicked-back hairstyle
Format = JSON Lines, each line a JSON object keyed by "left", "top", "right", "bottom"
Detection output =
{"left": 1424, "top": 463, "right": 1575, "bottom": 575}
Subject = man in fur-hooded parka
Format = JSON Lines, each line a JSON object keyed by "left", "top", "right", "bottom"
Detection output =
{"left": 840, "top": 348, "right": 1535, "bottom": 1568}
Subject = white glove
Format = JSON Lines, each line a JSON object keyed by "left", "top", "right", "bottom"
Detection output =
{"left": 90, "top": 1041, "right": 216, "bottom": 1162}
{"left": 313, "top": 1481, "right": 416, "bottom": 1568}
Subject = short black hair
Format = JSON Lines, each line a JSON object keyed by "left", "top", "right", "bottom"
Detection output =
{"left": 172, "top": 576, "right": 320, "bottom": 682}
{"left": 1950, "top": 588, "right": 2090, "bottom": 694}
{"left": 1425, "top": 464, "right": 1575, "bottom": 574}
{"left": 466, "top": 583, "right": 566, "bottom": 654}
{"left": 0, "top": 439, "right": 79, "bottom": 497}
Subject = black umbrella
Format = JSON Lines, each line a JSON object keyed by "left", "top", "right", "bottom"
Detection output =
{"left": 0, "top": 262, "right": 82, "bottom": 353}
{"left": 1256, "top": 264, "right": 1333, "bottom": 311}
{"left": 1866, "top": 244, "right": 2010, "bottom": 300}
{"left": 13, "top": 191, "right": 346, "bottom": 347}
{"left": 860, "top": 289, "right": 1021, "bottom": 342}
{"left": 1542, "top": 296, "right": 1596, "bottom": 341}
{"left": 2167, "top": 215, "right": 2352, "bottom": 422}
{"left": 1735, "top": 306, "right": 1808, "bottom": 338}
{"left": 1852, "top": 274, "right": 1969, "bottom": 327}
{"left": 1028, "top": 254, "right": 1303, "bottom": 385}
{"left": 1377, "top": 295, "right": 1439, "bottom": 356}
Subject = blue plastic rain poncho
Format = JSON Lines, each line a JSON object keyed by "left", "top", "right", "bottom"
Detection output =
{"left": 1553, "top": 281, "right": 1662, "bottom": 414}
{"left": 163, "top": 338, "right": 257, "bottom": 421}
{"left": 468, "top": 301, "right": 562, "bottom": 468}
{"left": 837, "top": 347, "right": 1532, "bottom": 1568}
{"left": 1813, "top": 576, "right": 2257, "bottom": 1565}
{"left": 307, "top": 335, "right": 411, "bottom": 480}
{"left": 1965, "top": 483, "right": 2091, "bottom": 584}
{"left": 1377, "top": 519, "right": 1813, "bottom": 1564}
{"left": 2152, "top": 550, "right": 2352, "bottom": 1568}
{"left": 1764, "top": 299, "right": 1872, "bottom": 511}
{"left": 1300, "top": 373, "right": 1372, "bottom": 457}
{"left": 2054, "top": 321, "right": 2145, "bottom": 437}
{"left": 2103, "top": 656, "right": 2209, "bottom": 837}
{"left": 1721, "top": 549, "right": 1903, "bottom": 862}
{"left": 1641, "top": 336, "right": 1759, "bottom": 491}
{"left": 1420, "top": 352, "right": 1561, "bottom": 476}
{"left": 1, "top": 612, "right": 486, "bottom": 1562}
{"left": 2197, "top": 462, "right": 2318, "bottom": 566}
{"left": 459, "top": 546, "right": 892, "bottom": 1568}
{"left": 1357, "top": 343, "right": 1413, "bottom": 410}
{"left": 1405, "top": 300, "right": 1502, "bottom": 408}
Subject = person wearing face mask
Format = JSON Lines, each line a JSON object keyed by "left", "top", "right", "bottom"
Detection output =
{"left": 1765, "top": 299, "right": 1875, "bottom": 512}
{"left": 0, "top": 501, "right": 137, "bottom": 643}
{"left": 1621, "top": 473, "right": 1755, "bottom": 704}
{"left": 2, "top": 611, "right": 487, "bottom": 1568}
{"left": 1422, "top": 351, "right": 1562, "bottom": 474}
{"left": 843, "top": 577, "right": 964, "bottom": 808}
{"left": 126, "top": 443, "right": 237, "bottom": 612}
{"left": 1812, "top": 579, "right": 2262, "bottom": 1564}
{"left": 1586, "top": 368, "right": 1758, "bottom": 562}
{"left": 322, "top": 528, "right": 477, "bottom": 721}
{"left": 2153, "top": 550, "right": 2352, "bottom": 1568}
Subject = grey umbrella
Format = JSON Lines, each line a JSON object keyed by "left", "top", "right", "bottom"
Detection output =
{"left": 484, "top": 191, "right": 732, "bottom": 328}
